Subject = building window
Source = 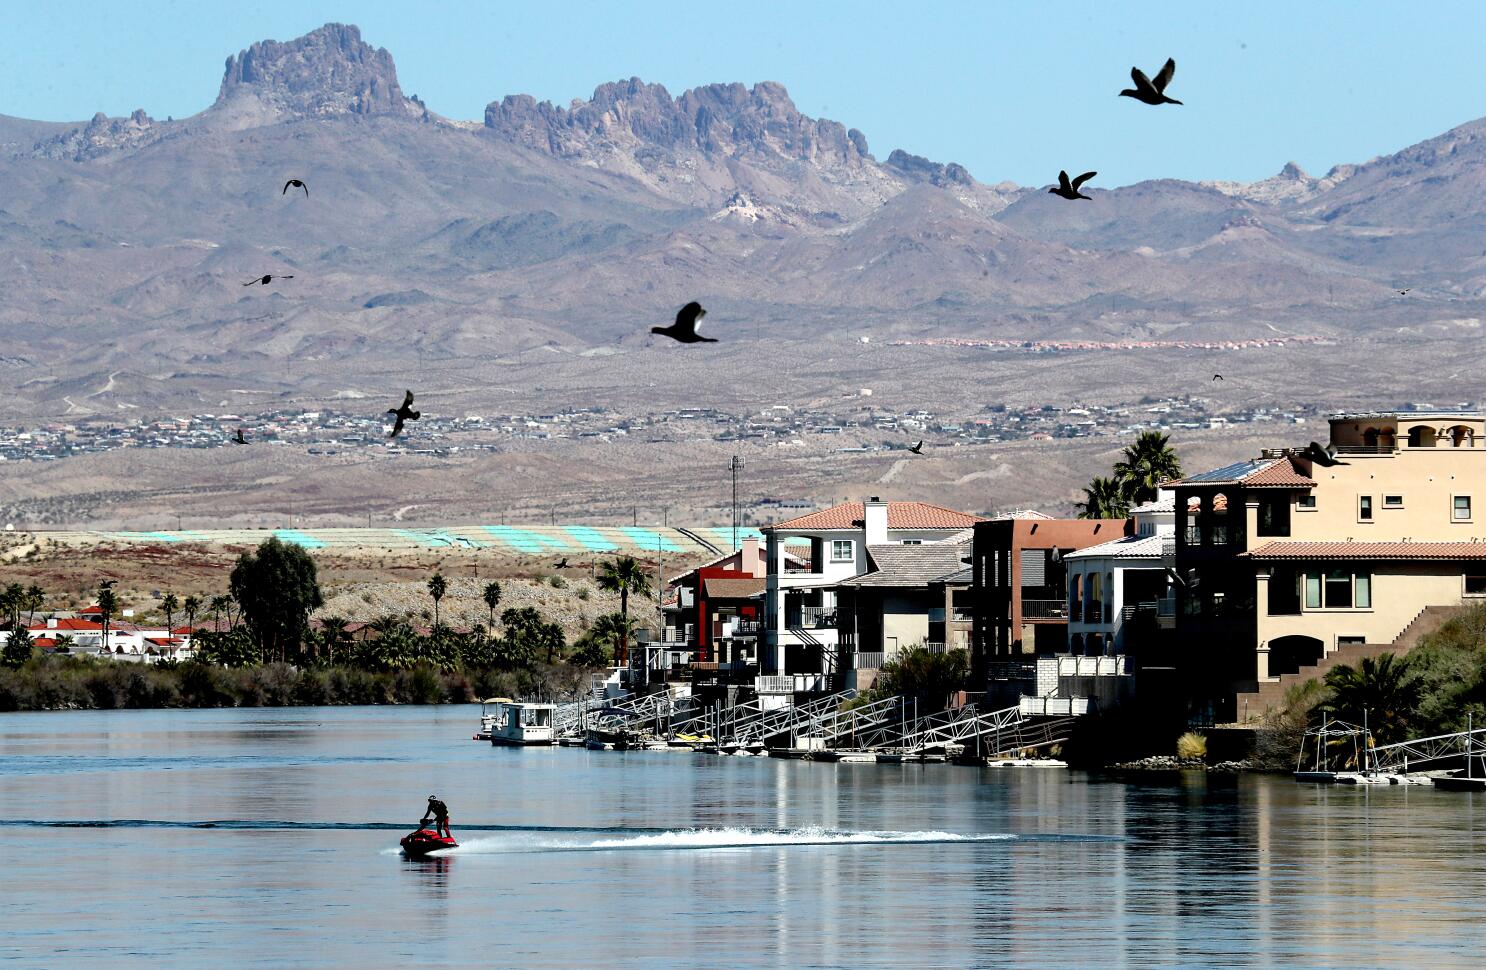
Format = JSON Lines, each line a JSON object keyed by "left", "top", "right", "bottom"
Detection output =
{"left": 1467, "top": 575, "right": 1486, "bottom": 596}
{"left": 1337, "top": 636, "right": 1366, "bottom": 647}
{"left": 900, "top": 539, "right": 922, "bottom": 545}
{"left": 1358, "top": 496, "right": 1373, "bottom": 522}
{"left": 1304, "top": 569, "right": 1372, "bottom": 610}
{"left": 1297, "top": 495, "right": 1317, "bottom": 511}
{"left": 1455, "top": 496, "right": 1473, "bottom": 521}
{"left": 1384, "top": 495, "right": 1404, "bottom": 508}
{"left": 831, "top": 539, "right": 854, "bottom": 562}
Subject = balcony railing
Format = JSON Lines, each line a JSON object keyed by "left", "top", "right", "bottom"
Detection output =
{"left": 789, "top": 606, "right": 836, "bottom": 629}
{"left": 1082, "top": 601, "right": 1103, "bottom": 624}
{"left": 853, "top": 651, "right": 886, "bottom": 669}
{"left": 920, "top": 642, "right": 949, "bottom": 654}
{"left": 1022, "top": 599, "right": 1068, "bottom": 620}
{"left": 1335, "top": 444, "right": 1396, "bottom": 455}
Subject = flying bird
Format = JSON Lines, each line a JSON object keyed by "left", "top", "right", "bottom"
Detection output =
{"left": 1212, "top": 374, "right": 1224, "bottom": 382}
{"left": 244, "top": 274, "right": 293, "bottom": 286}
{"left": 1120, "top": 58, "right": 1182, "bottom": 106}
{"left": 233, "top": 428, "right": 248, "bottom": 445}
{"left": 1049, "top": 170, "right": 1097, "bottom": 201}
{"left": 908, "top": 441, "right": 925, "bottom": 455}
{"left": 1398, "top": 288, "right": 1411, "bottom": 296}
{"left": 1304, "top": 441, "right": 1349, "bottom": 467}
{"left": 282, "top": 179, "right": 308, "bottom": 197}
{"left": 651, "top": 302, "right": 716, "bottom": 344}
{"left": 386, "top": 390, "right": 421, "bottom": 439}
{"left": 555, "top": 557, "right": 570, "bottom": 569}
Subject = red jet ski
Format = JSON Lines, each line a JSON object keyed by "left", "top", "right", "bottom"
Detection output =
{"left": 400, "top": 825, "right": 457, "bottom": 858}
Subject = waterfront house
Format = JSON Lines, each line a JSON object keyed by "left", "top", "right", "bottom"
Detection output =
{"left": 1062, "top": 492, "right": 1177, "bottom": 657}
{"left": 969, "top": 512, "right": 1131, "bottom": 678}
{"left": 761, "top": 498, "right": 982, "bottom": 707}
{"left": 1170, "top": 409, "right": 1486, "bottom": 722}
{"left": 648, "top": 537, "right": 769, "bottom": 702}
{"left": 831, "top": 537, "right": 974, "bottom": 691}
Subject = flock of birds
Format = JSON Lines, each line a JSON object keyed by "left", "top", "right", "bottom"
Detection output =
{"left": 224, "top": 59, "right": 1403, "bottom": 458}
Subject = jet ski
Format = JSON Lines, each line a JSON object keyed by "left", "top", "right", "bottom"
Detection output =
{"left": 400, "top": 825, "right": 457, "bottom": 858}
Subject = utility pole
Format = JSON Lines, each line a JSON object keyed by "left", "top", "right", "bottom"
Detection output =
{"left": 731, "top": 455, "right": 745, "bottom": 551}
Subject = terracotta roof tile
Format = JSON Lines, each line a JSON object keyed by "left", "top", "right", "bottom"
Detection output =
{"left": 763, "top": 501, "right": 982, "bottom": 532}
{"left": 1247, "top": 541, "right": 1486, "bottom": 561}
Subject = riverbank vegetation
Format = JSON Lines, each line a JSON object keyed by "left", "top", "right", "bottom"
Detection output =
{"left": 0, "top": 537, "right": 646, "bottom": 711}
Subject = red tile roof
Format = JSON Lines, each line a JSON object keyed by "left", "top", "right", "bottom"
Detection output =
{"left": 1242, "top": 459, "right": 1316, "bottom": 488}
{"left": 763, "top": 501, "right": 983, "bottom": 532}
{"left": 28, "top": 618, "right": 102, "bottom": 632}
{"left": 1247, "top": 541, "right": 1486, "bottom": 561}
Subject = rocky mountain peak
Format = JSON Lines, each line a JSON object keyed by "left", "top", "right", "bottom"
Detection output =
{"left": 483, "top": 76, "right": 872, "bottom": 170}
{"left": 213, "top": 23, "right": 418, "bottom": 123}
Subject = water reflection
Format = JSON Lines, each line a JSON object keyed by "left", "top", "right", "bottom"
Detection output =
{"left": 4, "top": 708, "right": 1486, "bottom": 969}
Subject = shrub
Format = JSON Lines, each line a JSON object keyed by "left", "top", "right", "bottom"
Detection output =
{"left": 1176, "top": 731, "right": 1208, "bottom": 761}
{"left": 549, "top": 575, "right": 567, "bottom": 589}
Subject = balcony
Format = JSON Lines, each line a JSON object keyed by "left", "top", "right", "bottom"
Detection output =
{"left": 636, "top": 627, "right": 690, "bottom": 645}
{"left": 1082, "top": 601, "right": 1104, "bottom": 624}
{"left": 788, "top": 606, "right": 836, "bottom": 629}
{"left": 1055, "top": 655, "right": 1127, "bottom": 677}
{"left": 1335, "top": 445, "right": 1396, "bottom": 456}
{"left": 853, "top": 651, "right": 886, "bottom": 669}
{"left": 1022, "top": 599, "right": 1068, "bottom": 620}
{"left": 1019, "top": 696, "right": 1090, "bottom": 716}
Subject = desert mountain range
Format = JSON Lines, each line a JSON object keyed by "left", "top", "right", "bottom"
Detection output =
{"left": 1, "top": 22, "right": 1483, "bottom": 429}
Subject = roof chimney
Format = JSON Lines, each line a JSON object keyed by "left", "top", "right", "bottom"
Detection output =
{"left": 741, "top": 535, "right": 763, "bottom": 577}
{"left": 864, "top": 497, "right": 888, "bottom": 546}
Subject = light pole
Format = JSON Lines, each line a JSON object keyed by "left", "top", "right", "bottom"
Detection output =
{"left": 731, "top": 455, "right": 744, "bottom": 551}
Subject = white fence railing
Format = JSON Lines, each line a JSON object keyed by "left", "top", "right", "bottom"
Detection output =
{"left": 1054, "top": 655, "right": 1127, "bottom": 677}
{"left": 1019, "top": 696, "right": 1090, "bottom": 716}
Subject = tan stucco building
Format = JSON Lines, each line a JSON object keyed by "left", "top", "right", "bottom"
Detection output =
{"left": 1172, "top": 410, "right": 1486, "bottom": 721}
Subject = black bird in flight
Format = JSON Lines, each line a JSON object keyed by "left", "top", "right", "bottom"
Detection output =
{"left": 1120, "top": 58, "right": 1182, "bottom": 105}
{"left": 244, "top": 274, "right": 293, "bottom": 286}
{"left": 1398, "top": 288, "right": 1411, "bottom": 296}
{"left": 908, "top": 441, "right": 925, "bottom": 455}
{"left": 651, "top": 302, "right": 716, "bottom": 344}
{"left": 1049, "top": 170, "right": 1097, "bottom": 200}
{"left": 1304, "top": 441, "right": 1349, "bottom": 467}
{"left": 233, "top": 428, "right": 248, "bottom": 445}
{"left": 1212, "top": 374, "right": 1224, "bottom": 381}
{"left": 282, "top": 179, "right": 308, "bottom": 197}
{"left": 386, "top": 390, "right": 421, "bottom": 439}
{"left": 555, "top": 557, "right": 570, "bottom": 569}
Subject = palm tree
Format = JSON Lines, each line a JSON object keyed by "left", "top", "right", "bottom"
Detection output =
{"left": 319, "top": 615, "right": 349, "bottom": 665}
{"left": 96, "top": 585, "right": 119, "bottom": 655}
{"left": 597, "top": 556, "right": 652, "bottom": 667}
{"left": 482, "top": 582, "right": 502, "bottom": 629}
{"left": 2, "top": 582, "right": 22, "bottom": 630}
{"left": 209, "top": 594, "right": 234, "bottom": 631}
{"left": 183, "top": 596, "right": 201, "bottom": 635}
{"left": 427, "top": 573, "right": 447, "bottom": 629}
{"left": 161, "top": 592, "right": 179, "bottom": 635}
{"left": 1113, "top": 431, "right": 1182, "bottom": 506}
{"left": 1323, "top": 652, "right": 1420, "bottom": 744}
{"left": 1079, "top": 477, "right": 1130, "bottom": 520}
{"left": 24, "top": 585, "right": 44, "bottom": 625}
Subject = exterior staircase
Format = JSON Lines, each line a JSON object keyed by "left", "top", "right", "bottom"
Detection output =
{"left": 1234, "top": 605, "right": 1461, "bottom": 721}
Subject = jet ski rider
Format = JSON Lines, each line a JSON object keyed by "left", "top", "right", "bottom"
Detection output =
{"left": 422, "top": 795, "right": 451, "bottom": 838}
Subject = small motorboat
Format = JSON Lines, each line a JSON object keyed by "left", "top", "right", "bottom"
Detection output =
{"left": 400, "top": 826, "right": 458, "bottom": 858}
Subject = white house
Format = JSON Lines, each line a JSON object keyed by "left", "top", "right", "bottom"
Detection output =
{"left": 760, "top": 498, "right": 983, "bottom": 706}
{"left": 1063, "top": 491, "right": 1176, "bottom": 655}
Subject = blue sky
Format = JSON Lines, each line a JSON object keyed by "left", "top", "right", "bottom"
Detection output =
{"left": 4, "top": 1, "right": 1484, "bottom": 187}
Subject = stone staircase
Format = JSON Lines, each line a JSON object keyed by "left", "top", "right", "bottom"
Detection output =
{"left": 1234, "top": 605, "right": 1461, "bottom": 721}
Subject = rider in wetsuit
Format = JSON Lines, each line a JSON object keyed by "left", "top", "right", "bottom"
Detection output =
{"left": 422, "top": 795, "right": 450, "bottom": 838}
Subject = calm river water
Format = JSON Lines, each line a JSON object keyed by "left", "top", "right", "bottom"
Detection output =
{"left": 2, "top": 706, "right": 1485, "bottom": 969}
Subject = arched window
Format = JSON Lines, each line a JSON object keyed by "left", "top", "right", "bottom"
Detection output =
{"left": 1363, "top": 428, "right": 1379, "bottom": 447}
{"left": 1408, "top": 426, "right": 1437, "bottom": 448}
{"left": 1451, "top": 425, "right": 1474, "bottom": 448}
